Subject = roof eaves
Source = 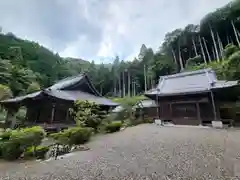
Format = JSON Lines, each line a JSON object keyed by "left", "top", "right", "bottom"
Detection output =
{"left": 161, "top": 68, "right": 213, "bottom": 80}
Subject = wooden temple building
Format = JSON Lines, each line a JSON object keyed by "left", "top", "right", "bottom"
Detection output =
{"left": 0, "top": 73, "right": 118, "bottom": 130}
{"left": 145, "top": 69, "right": 240, "bottom": 126}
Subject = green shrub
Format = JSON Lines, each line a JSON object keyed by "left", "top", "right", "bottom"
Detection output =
{"left": 26, "top": 82, "right": 40, "bottom": 94}
{"left": 0, "top": 84, "right": 12, "bottom": 101}
{"left": 24, "top": 146, "right": 49, "bottom": 159}
{"left": 186, "top": 55, "right": 202, "bottom": 68}
{"left": 69, "top": 100, "right": 107, "bottom": 131}
{"left": 51, "top": 127, "right": 93, "bottom": 146}
{"left": 15, "top": 108, "right": 27, "bottom": 127}
{"left": 0, "top": 126, "right": 46, "bottom": 160}
{"left": 10, "top": 126, "right": 45, "bottom": 150}
{"left": 50, "top": 132, "right": 70, "bottom": 145}
{"left": 224, "top": 44, "right": 239, "bottom": 59}
{"left": 1, "top": 141, "right": 23, "bottom": 160}
{"left": 105, "top": 121, "right": 122, "bottom": 133}
{"left": 143, "top": 119, "right": 153, "bottom": 124}
{"left": 68, "top": 127, "right": 93, "bottom": 145}
{"left": 122, "top": 119, "right": 132, "bottom": 127}
{"left": 130, "top": 118, "right": 144, "bottom": 126}
{"left": 0, "top": 130, "right": 12, "bottom": 141}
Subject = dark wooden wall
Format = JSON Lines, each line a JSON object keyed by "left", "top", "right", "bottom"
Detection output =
{"left": 157, "top": 93, "right": 216, "bottom": 125}
{"left": 25, "top": 97, "right": 74, "bottom": 124}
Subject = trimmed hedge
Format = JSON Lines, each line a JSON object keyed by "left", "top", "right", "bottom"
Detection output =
{"left": 10, "top": 126, "right": 45, "bottom": 150}
{"left": 0, "top": 130, "right": 11, "bottom": 141}
{"left": 0, "top": 126, "right": 46, "bottom": 160}
{"left": 1, "top": 141, "right": 23, "bottom": 160}
{"left": 105, "top": 121, "right": 122, "bottom": 133}
{"left": 24, "top": 146, "right": 49, "bottom": 159}
{"left": 51, "top": 127, "right": 93, "bottom": 146}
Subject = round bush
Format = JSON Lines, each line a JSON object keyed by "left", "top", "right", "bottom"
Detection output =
{"left": 68, "top": 127, "right": 93, "bottom": 145}
{"left": 1, "top": 141, "right": 23, "bottom": 160}
{"left": 10, "top": 126, "right": 45, "bottom": 149}
{"left": 24, "top": 146, "right": 49, "bottom": 159}
{"left": 0, "top": 130, "right": 12, "bottom": 141}
{"left": 51, "top": 127, "right": 93, "bottom": 146}
{"left": 105, "top": 121, "right": 122, "bottom": 133}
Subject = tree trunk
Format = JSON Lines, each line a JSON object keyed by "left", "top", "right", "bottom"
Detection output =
{"left": 192, "top": 37, "right": 198, "bottom": 57}
{"left": 217, "top": 32, "right": 224, "bottom": 59}
{"left": 128, "top": 70, "right": 131, "bottom": 97}
{"left": 178, "top": 44, "right": 184, "bottom": 71}
{"left": 231, "top": 20, "right": 240, "bottom": 48}
{"left": 118, "top": 73, "right": 121, "bottom": 97}
{"left": 132, "top": 81, "right": 136, "bottom": 97}
{"left": 199, "top": 36, "right": 207, "bottom": 64}
{"left": 209, "top": 25, "right": 220, "bottom": 61}
{"left": 212, "top": 47, "right": 216, "bottom": 60}
{"left": 144, "top": 65, "right": 147, "bottom": 92}
{"left": 227, "top": 34, "right": 230, "bottom": 45}
{"left": 202, "top": 37, "right": 211, "bottom": 62}
{"left": 171, "top": 48, "right": 177, "bottom": 64}
{"left": 122, "top": 71, "right": 125, "bottom": 97}
{"left": 113, "top": 76, "right": 117, "bottom": 97}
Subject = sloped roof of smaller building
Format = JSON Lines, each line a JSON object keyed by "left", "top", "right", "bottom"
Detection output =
{"left": 1, "top": 91, "right": 41, "bottom": 104}
{"left": 1, "top": 73, "right": 118, "bottom": 106}
{"left": 145, "top": 69, "right": 239, "bottom": 97}
{"left": 133, "top": 99, "right": 158, "bottom": 109}
{"left": 112, "top": 105, "right": 124, "bottom": 113}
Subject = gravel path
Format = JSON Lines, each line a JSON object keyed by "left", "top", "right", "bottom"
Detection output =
{"left": 1, "top": 124, "right": 240, "bottom": 179}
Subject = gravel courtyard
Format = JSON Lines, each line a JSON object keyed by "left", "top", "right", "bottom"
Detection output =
{"left": 1, "top": 124, "right": 240, "bottom": 179}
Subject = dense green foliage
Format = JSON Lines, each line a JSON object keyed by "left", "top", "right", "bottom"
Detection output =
{"left": 69, "top": 101, "right": 107, "bottom": 131}
{"left": 0, "top": 84, "right": 12, "bottom": 100}
{"left": 24, "top": 146, "right": 49, "bottom": 159}
{"left": 105, "top": 121, "right": 122, "bottom": 133}
{"left": 186, "top": 44, "right": 240, "bottom": 81}
{"left": 0, "top": 126, "right": 46, "bottom": 160}
{"left": 50, "top": 127, "right": 93, "bottom": 146}
{"left": 160, "top": 0, "right": 240, "bottom": 73}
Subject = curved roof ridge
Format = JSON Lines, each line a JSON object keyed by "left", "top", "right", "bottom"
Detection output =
{"left": 161, "top": 68, "right": 213, "bottom": 79}
{"left": 55, "top": 73, "right": 84, "bottom": 84}
{"left": 49, "top": 73, "right": 84, "bottom": 90}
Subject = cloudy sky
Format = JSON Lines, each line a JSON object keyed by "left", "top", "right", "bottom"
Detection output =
{"left": 0, "top": 0, "right": 231, "bottom": 63}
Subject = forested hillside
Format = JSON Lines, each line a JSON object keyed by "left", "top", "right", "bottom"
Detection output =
{"left": 1, "top": 0, "right": 240, "bottom": 100}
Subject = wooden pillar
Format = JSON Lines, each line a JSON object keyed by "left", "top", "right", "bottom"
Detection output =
{"left": 6, "top": 107, "right": 19, "bottom": 129}
{"left": 156, "top": 94, "right": 160, "bottom": 119}
{"left": 210, "top": 91, "right": 218, "bottom": 121}
{"left": 66, "top": 109, "right": 69, "bottom": 122}
{"left": 196, "top": 102, "right": 201, "bottom": 124}
{"left": 215, "top": 101, "right": 221, "bottom": 120}
{"left": 51, "top": 104, "right": 56, "bottom": 124}
{"left": 169, "top": 103, "right": 172, "bottom": 120}
{"left": 5, "top": 109, "right": 11, "bottom": 128}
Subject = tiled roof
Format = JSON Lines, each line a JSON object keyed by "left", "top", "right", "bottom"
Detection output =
{"left": 145, "top": 69, "right": 239, "bottom": 96}
{"left": 1, "top": 91, "right": 42, "bottom": 103}
{"left": 1, "top": 73, "right": 118, "bottom": 106}
{"left": 49, "top": 74, "right": 84, "bottom": 90}
{"left": 45, "top": 90, "right": 118, "bottom": 106}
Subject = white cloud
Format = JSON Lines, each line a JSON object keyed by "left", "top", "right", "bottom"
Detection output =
{"left": 0, "top": 0, "right": 232, "bottom": 62}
